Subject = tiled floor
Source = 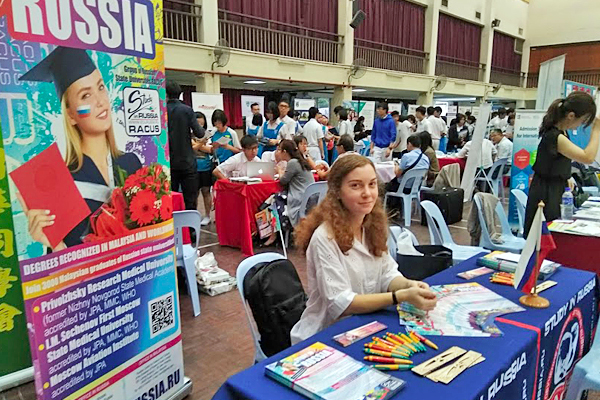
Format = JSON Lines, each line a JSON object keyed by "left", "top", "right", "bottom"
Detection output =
{"left": 2, "top": 202, "right": 477, "bottom": 400}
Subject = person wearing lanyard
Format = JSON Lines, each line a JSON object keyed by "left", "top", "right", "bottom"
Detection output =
{"left": 210, "top": 110, "right": 241, "bottom": 164}
{"left": 258, "top": 101, "right": 285, "bottom": 155}
{"left": 17, "top": 46, "right": 143, "bottom": 250}
{"left": 369, "top": 102, "right": 397, "bottom": 162}
{"left": 524, "top": 92, "right": 600, "bottom": 237}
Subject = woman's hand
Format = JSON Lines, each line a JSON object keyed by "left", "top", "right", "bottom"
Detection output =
{"left": 397, "top": 286, "right": 437, "bottom": 311}
{"left": 407, "top": 280, "right": 430, "bottom": 290}
{"left": 269, "top": 139, "right": 279, "bottom": 146}
{"left": 16, "top": 192, "right": 62, "bottom": 250}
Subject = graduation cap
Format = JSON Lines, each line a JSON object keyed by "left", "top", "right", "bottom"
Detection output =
{"left": 19, "top": 47, "right": 97, "bottom": 100}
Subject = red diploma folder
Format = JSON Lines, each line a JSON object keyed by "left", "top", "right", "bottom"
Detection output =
{"left": 10, "top": 143, "right": 91, "bottom": 248}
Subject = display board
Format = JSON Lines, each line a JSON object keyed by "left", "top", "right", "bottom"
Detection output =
{"left": 389, "top": 103, "right": 403, "bottom": 114}
{"left": 0, "top": 2, "right": 185, "bottom": 400}
{"left": 294, "top": 99, "right": 316, "bottom": 125}
{"left": 536, "top": 55, "right": 566, "bottom": 110}
{"left": 191, "top": 93, "right": 224, "bottom": 130}
{"left": 317, "top": 98, "right": 330, "bottom": 119}
{"left": 343, "top": 100, "right": 376, "bottom": 130}
{"left": 508, "top": 110, "right": 546, "bottom": 228}
{"left": 461, "top": 104, "right": 492, "bottom": 201}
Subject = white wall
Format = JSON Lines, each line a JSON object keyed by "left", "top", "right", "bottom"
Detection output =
{"left": 493, "top": 0, "right": 528, "bottom": 39}
{"left": 440, "top": 0, "right": 485, "bottom": 26}
{"left": 527, "top": 0, "right": 600, "bottom": 46}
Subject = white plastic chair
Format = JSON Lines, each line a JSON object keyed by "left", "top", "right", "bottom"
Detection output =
{"left": 511, "top": 189, "right": 528, "bottom": 237}
{"left": 298, "top": 181, "right": 328, "bottom": 219}
{"left": 173, "top": 210, "right": 202, "bottom": 317}
{"left": 421, "top": 200, "right": 488, "bottom": 264}
{"left": 473, "top": 194, "right": 525, "bottom": 253}
{"left": 564, "top": 328, "right": 600, "bottom": 400}
{"left": 387, "top": 225, "right": 419, "bottom": 260}
{"left": 384, "top": 169, "right": 428, "bottom": 227}
{"left": 236, "top": 252, "right": 286, "bottom": 363}
{"left": 475, "top": 158, "right": 507, "bottom": 199}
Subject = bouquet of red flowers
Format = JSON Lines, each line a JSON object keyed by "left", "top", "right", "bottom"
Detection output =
{"left": 85, "top": 163, "right": 172, "bottom": 242}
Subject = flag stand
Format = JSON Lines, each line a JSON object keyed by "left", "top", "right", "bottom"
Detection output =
{"left": 519, "top": 201, "right": 550, "bottom": 309}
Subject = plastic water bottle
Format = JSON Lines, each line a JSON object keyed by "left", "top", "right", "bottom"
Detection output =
{"left": 561, "top": 188, "right": 574, "bottom": 220}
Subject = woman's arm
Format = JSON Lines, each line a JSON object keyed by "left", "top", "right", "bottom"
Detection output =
{"left": 279, "top": 159, "right": 298, "bottom": 186}
{"left": 342, "top": 286, "right": 436, "bottom": 316}
{"left": 557, "top": 117, "right": 600, "bottom": 164}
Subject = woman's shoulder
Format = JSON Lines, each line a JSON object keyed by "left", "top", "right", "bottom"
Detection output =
{"left": 309, "top": 223, "right": 334, "bottom": 245}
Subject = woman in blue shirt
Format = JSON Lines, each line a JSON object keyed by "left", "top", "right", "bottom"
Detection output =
{"left": 257, "top": 102, "right": 284, "bottom": 156}
{"left": 210, "top": 110, "right": 241, "bottom": 164}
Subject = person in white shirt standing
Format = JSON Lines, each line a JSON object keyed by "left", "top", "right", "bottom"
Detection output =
{"left": 434, "top": 106, "right": 448, "bottom": 139}
{"left": 425, "top": 106, "right": 442, "bottom": 150}
{"left": 302, "top": 107, "right": 325, "bottom": 161}
{"left": 415, "top": 106, "right": 433, "bottom": 135}
{"left": 277, "top": 97, "right": 296, "bottom": 140}
{"left": 213, "top": 135, "right": 261, "bottom": 179}
{"left": 390, "top": 111, "right": 410, "bottom": 159}
{"left": 490, "top": 108, "right": 508, "bottom": 131}
{"left": 490, "top": 128, "right": 513, "bottom": 174}
{"left": 290, "top": 155, "right": 437, "bottom": 344}
{"left": 337, "top": 108, "right": 354, "bottom": 139}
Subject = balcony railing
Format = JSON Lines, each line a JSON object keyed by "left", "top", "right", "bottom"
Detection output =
{"left": 218, "top": 10, "right": 340, "bottom": 63}
{"left": 435, "top": 56, "right": 483, "bottom": 81}
{"left": 490, "top": 67, "right": 524, "bottom": 87}
{"left": 164, "top": 0, "right": 202, "bottom": 43}
{"left": 354, "top": 39, "right": 426, "bottom": 74}
{"left": 527, "top": 70, "right": 600, "bottom": 88}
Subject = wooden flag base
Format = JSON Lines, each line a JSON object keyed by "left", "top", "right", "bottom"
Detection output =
{"left": 519, "top": 293, "right": 550, "bottom": 309}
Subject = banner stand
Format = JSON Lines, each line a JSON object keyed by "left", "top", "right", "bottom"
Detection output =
{"left": 170, "top": 377, "right": 193, "bottom": 400}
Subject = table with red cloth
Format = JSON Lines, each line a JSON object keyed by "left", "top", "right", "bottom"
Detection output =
{"left": 438, "top": 156, "right": 466, "bottom": 170}
{"left": 214, "top": 179, "right": 281, "bottom": 256}
{"left": 172, "top": 192, "right": 191, "bottom": 244}
{"left": 548, "top": 231, "right": 600, "bottom": 276}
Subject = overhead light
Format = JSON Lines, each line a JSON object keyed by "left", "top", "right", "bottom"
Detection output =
{"left": 244, "top": 80, "right": 266, "bottom": 85}
{"left": 352, "top": 88, "right": 367, "bottom": 92}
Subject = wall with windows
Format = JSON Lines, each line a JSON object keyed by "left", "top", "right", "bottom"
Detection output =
{"left": 493, "top": 0, "right": 528, "bottom": 40}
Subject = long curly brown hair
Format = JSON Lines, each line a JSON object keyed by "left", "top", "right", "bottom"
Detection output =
{"left": 294, "top": 154, "right": 388, "bottom": 256}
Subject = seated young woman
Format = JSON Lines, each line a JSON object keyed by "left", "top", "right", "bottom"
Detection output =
{"left": 263, "top": 139, "right": 315, "bottom": 246}
{"left": 290, "top": 154, "right": 437, "bottom": 344}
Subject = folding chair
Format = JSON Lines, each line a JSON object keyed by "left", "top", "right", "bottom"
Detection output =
{"left": 384, "top": 168, "right": 428, "bottom": 227}
{"left": 173, "top": 210, "right": 202, "bottom": 317}
{"left": 236, "top": 252, "right": 286, "bottom": 363}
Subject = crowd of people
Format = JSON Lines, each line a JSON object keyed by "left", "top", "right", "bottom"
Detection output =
{"left": 167, "top": 79, "right": 518, "bottom": 230}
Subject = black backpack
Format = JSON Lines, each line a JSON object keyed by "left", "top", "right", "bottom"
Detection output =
{"left": 243, "top": 259, "right": 307, "bottom": 357}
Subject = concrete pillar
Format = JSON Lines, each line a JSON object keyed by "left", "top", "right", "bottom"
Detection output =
{"left": 479, "top": 0, "right": 494, "bottom": 83}
{"left": 195, "top": 73, "right": 221, "bottom": 94}
{"left": 331, "top": 86, "right": 352, "bottom": 124}
{"left": 197, "top": 0, "right": 219, "bottom": 45}
{"left": 337, "top": 0, "right": 354, "bottom": 65}
{"left": 417, "top": 92, "right": 433, "bottom": 106}
{"left": 423, "top": 0, "right": 441, "bottom": 76}
{"left": 520, "top": 43, "right": 531, "bottom": 88}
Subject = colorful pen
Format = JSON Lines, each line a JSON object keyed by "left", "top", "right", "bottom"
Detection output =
{"left": 364, "top": 348, "right": 409, "bottom": 359}
{"left": 411, "top": 331, "right": 439, "bottom": 350}
{"left": 364, "top": 356, "right": 413, "bottom": 365}
{"left": 364, "top": 344, "right": 410, "bottom": 356}
{"left": 373, "top": 364, "right": 413, "bottom": 371}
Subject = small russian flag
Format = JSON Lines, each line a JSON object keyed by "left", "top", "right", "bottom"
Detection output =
{"left": 513, "top": 206, "right": 556, "bottom": 293}
{"left": 76, "top": 105, "right": 91, "bottom": 117}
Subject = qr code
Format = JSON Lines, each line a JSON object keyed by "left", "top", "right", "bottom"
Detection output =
{"left": 149, "top": 292, "right": 175, "bottom": 338}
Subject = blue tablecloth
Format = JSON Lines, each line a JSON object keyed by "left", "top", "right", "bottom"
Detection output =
{"left": 212, "top": 255, "right": 599, "bottom": 400}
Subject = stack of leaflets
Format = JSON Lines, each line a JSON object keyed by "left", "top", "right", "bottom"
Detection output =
{"left": 476, "top": 251, "right": 558, "bottom": 280}
{"left": 397, "top": 283, "right": 525, "bottom": 337}
{"left": 265, "top": 342, "right": 405, "bottom": 400}
{"left": 548, "top": 219, "right": 600, "bottom": 237}
{"left": 196, "top": 264, "right": 237, "bottom": 296}
{"left": 229, "top": 176, "right": 263, "bottom": 184}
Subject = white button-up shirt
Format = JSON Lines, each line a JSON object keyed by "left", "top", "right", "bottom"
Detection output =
{"left": 277, "top": 115, "right": 296, "bottom": 140}
{"left": 416, "top": 118, "right": 433, "bottom": 134}
{"left": 338, "top": 120, "right": 354, "bottom": 139}
{"left": 426, "top": 115, "right": 442, "bottom": 140}
{"left": 457, "top": 139, "right": 498, "bottom": 169}
{"left": 290, "top": 224, "right": 402, "bottom": 344}
{"left": 303, "top": 118, "right": 325, "bottom": 147}
{"left": 490, "top": 116, "right": 508, "bottom": 131}
{"left": 495, "top": 136, "right": 513, "bottom": 165}
{"left": 215, "top": 152, "right": 260, "bottom": 178}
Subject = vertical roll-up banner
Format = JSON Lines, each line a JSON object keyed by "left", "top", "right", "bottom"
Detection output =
{"left": 0, "top": 1, "right": 185, "bottom": 399}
